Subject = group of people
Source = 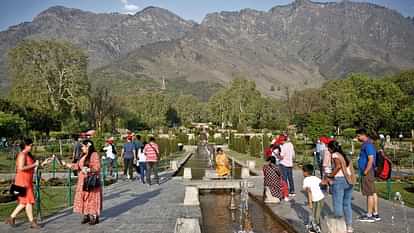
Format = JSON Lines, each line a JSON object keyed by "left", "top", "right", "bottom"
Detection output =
{"left": 115, "top": 135, "right": 160, "bottom": 185}
{"left": 5, "top": 132, "right": 162, "bottom": 229}
{"left": 263, "top": 134, "right": 297, "bottom": 203}
{"left": 5, "top": 138, "right": 103, "bottom": 228}
{"left": 263, "top": 129, "right": 381, "bottom": 233}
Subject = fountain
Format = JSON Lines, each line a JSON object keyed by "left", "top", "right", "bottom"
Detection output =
{"left": 177, "top": 144, "right": 295, "bottom": 233}
{"left": 392, "top": 192, "right": 410, "bottom": 233}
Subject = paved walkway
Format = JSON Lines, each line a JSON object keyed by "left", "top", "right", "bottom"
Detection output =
{"left": 0, "top": 172, "right": 201, "bottom": 233}
{"left": 248, "top": 170, "right": 414, "bottom": 233}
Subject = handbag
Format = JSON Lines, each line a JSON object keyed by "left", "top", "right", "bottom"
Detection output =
{"left": 83, "top": 174, "right": 101, "bottom": 192}
{"left": 9, "top": 184, "right": 27, "bottom": 197}
{"left": 9, "top": 152, "right": 28, "bottom": 197}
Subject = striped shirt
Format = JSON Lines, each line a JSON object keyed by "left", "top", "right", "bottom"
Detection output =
{"left": 144, "top": 142, "right": 159, "bottom": 162}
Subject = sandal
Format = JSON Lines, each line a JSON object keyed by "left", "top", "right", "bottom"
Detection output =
{"left": 4, "top": 217, "right": 16, "bottom": 227}
{"left": 81, "top": 215, "right": 90, "bottom": 224}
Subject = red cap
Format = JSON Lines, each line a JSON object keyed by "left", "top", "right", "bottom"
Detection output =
{"left": 320, "top": 136, "right": 333, "bottom": 144}
{"left": 275, "top": 135, "right": 286, "bottom": 145}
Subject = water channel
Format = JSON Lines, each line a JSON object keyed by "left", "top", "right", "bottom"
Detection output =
{"left": 175, "top": 145, "right": 296, "bottom": 233}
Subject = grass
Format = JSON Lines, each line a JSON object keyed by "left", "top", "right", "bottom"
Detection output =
{"left": 0, "top": 185, "right": 75, "bottom": 222}
{"left": 375, "top": 181, "right": 414, "bottom": 208}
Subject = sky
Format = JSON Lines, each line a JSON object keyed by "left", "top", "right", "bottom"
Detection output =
{"left": 0, "top": 0, "right": 413, "bottom": 31}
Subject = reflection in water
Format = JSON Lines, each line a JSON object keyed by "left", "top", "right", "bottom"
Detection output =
{"left": 200, "top": 190, "right": 293, "bottom": 233}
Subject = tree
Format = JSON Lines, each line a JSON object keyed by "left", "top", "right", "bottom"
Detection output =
{"left": 208, "top": 78, "right": 268, "bottom": 129}
{"left": 89, "top": 86, "right": 118, "bottom": 133}
{"left": 305, "top": 112, "right": 333, "bottom": 141}
{"left": 321, "top": 74, "right": 405, "bottom": 136}
{"left": 8, "top": 40, "right": 90, "bottom": 120}
{"left": 396, "top": 106, "right": 414, "bottom": 135}
{"left": 173, "top": 95, "right": 207, "bottom": 126}
{"left": 131, "top": 92, "right": 170, "bottom": 129}
{"left": 0, "top": 111, "right": 26, "bottom": 138}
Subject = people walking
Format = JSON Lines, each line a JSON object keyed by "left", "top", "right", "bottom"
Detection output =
{"left": 144, "top": 137, "right": 160, "bottom": 185}
{"left": 356, "top": 128, "right": 381, "bottom": 223}
{"left": 4, "top": 138, "right": 51, "bottom": 229}
{"left": 136, "top": 143, "right": 147, "bottom": 184}
{"left": 279, "top": 134, "right": 296, "bottom": 197}
{"left": 326, "top": 141, "right": 356, "bottom": 233}
{"left": 61, "top": 140, "right": 102, "bottom": 225}
{"left": 122, "top": 136, "right": 136, "bottom": 180}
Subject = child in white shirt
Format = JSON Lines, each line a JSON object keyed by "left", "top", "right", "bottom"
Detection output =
{"left": 303, "top": 164, "right": 324, "bottom": 233}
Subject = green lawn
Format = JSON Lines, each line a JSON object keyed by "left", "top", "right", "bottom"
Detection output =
{"left": 375, "top": 181, "right": 414, "bottom": 208}
{"left": 0, "top": 186, "right": 74, "bottom": 221}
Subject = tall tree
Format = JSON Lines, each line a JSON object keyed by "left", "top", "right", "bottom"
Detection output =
{"left": 8, "top": 40, "right": 90, "bottom": 120}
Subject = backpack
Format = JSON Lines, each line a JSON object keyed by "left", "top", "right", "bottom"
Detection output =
{"left": 111, "top": 144, "right": 117, "bottom": 155}
{"left": 375, "top": 149, "right": 392, "bottom": 180}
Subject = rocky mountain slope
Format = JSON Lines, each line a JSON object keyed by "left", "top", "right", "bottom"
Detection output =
{"left": 1, "top": 0, "right": 414, "bottom": 98}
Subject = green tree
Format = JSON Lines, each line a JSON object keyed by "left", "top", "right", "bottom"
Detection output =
{"left": 0, "top": 111, "right": 26, "bottom": 138}
{"left": 8, "top": 40, "right": 90, "bottom": 120}
{"left": 305, "top": 112, "right": 333, "bottom": 141}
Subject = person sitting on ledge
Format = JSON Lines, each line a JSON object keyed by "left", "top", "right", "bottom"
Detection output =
{"left": 215, "top": 148, "right": 231, "bottom": 177}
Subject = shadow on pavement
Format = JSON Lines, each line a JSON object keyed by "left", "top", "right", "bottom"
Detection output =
{"left": 100, "top": 188, "right": 161, "bottom": 221}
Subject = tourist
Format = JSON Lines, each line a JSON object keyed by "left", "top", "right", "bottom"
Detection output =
{"left": 121, "top": 136, "right": 136, "bottom": 180}
{"left": 263, "top": 156, "right": 283, "bottom": 202}
{"left": 102, "top": 137, "right": 116, "bottom": 177}
{"left": 4, "top": 139, "right": 51, "bottom": 228}
{"left": 144, "top": 137, "right": 160, "bottom": 185}
{"left": 314, "top": 139, "right": 324, "bottom": 177}
{"left": 72, "top": 134, "right": 83, "bottom": 176}
{"left": 133, "top": 134, "right": 143, "bottom": 158}
{"left": 136, "top": 142, "right": 147, "bottom": 184}
{"left": 302, "top": 164, "right": 324, "bottom": 233}
{"left": 61, "top": 140, "right": 102, "bottom": 225}
{"left": 279, "top": 135, "right": 296, "bottom": 197}
{"left": 356, "top": 128, "right": 381, "bottom": 222}
{"left": 215, "top": 148, "right": 231, "bottom": 177}
{"left": 320, "top": 136, "right": 334, "bottom": 177}
{"left": 326, "top": 141, "right": 355, "bottom": 233}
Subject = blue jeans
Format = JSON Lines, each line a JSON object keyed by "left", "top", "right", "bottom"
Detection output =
{"left": 332, "top": 177, "right": 353, "bottom": 226}
{"left": 138, "top": 162, "right": 146, "bottom": 183}
{"left": 279, "top": 164, "right": 295, "bottom": 194}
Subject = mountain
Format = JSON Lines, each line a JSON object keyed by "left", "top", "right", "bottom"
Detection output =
{"left": 1, "top": 1, "right": 414, "bottom": 98}
{"left": 92, "top": 0, "right": 414, "bottom": 98}
{"left": 0, "top": 6, "right": 195, "bottom": 94}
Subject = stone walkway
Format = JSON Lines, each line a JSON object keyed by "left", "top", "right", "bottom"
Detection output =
{"left": 248, "top": 170, "right": 414, "bottom": 233}
{"left": 0, "top": 172, "right": 201, "bottom": 233}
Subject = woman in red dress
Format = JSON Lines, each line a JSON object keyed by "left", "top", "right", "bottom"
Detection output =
{"left": 4, "top": 138, "right": 50, "bottom": 228}
{"left": 62, "top": 139, "right": 102, "bottom": 225}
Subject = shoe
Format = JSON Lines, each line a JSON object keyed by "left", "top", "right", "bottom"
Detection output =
{"left": 373, "top": 214, "right": 381, "bottom": 221}
{"left": 30, "top": 220, "right": 41, "bottom": 229}
{"left": 284, "top": 197, "right": 290, "bottom": 202}
{"left": 346, "top": 226, "right": 354, "bottom": 233}
{"left": 358, "top": 215, "right": 376, "bottom": 223}
{"left": 81, "top": 215, "right": 90, "bottom": 224}
{"left": 289, "top": 193, "right": 296, "bottom": 197}
{"left": 4, "top": 217, "right": 15, "bottom": 227}
{"left": 89, "top": 216, "right": 99, "bottom": 225}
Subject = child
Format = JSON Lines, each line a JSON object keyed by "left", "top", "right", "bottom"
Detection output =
{"left": 303, "top": 164, "right": 324, "bottom": 233}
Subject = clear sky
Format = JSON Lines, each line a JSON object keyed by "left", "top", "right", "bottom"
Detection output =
{"left": 0, "top": 0, "right": 413, "bottom": 31}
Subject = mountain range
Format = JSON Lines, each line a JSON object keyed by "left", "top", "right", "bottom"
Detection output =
{"left": 1, "top": 0, "right": 414, "bottom": 99}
